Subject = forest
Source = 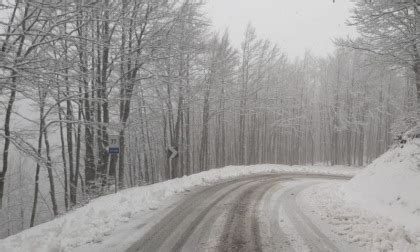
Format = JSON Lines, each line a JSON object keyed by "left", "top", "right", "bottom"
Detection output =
{"left": 0, "top": 0, "right": 419, "bottom": 237}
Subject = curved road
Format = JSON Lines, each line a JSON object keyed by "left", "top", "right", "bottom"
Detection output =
{"left": 126, "top": 174, "right": 350, "bottom": 252}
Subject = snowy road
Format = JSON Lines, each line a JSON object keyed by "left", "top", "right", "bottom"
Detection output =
{"left": 126, "top": 174, "right": 350, "bottom": 252}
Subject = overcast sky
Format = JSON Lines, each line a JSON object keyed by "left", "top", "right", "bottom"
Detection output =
{"left": 205, "top": 0, "right": 357, "bottom": 59}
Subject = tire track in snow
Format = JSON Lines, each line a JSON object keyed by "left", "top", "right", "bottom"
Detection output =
{"left": 127, "top": 174, "right": 349, "bottom": 252}
{"left": 280, "top": 182, "right": 339, "bottom": 252}
{"left": 218, "top": 179, "right": 283, "bottom": 252}
{"left": 127, "top": 175, "right": 278, "bottom": 252}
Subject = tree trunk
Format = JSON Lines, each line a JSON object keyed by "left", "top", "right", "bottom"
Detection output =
{"left": 57, "top": 93, "right": 69, "bottom": 210}
{"left": 199, "top": 87, "right": 210, "bottom": 170}
{"left": 415, "top": 61, "right": 420, "bottom": 109}
{"left": 44, "top": 127, "right": 58, "bottom": 216}
{"left": 0, "top": 82, "right": 17, "bottom": 209}
{"left": 76, "top": 3, "right": 95, "bottom": 192}
{"left": 73, "top": 106, "right": 82, "bottom": 204}
{"left": 66, "top": 90, "right": 76, "bottom": 205}
{"left": 415, "top": 1, "right": 420, "bottom": 109}
{"left": 30, "top": 90, "right": 47, "bottom": 227}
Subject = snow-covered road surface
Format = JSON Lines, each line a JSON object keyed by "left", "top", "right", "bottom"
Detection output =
{"left": 3, "top": 161, "right": 418, "bottom": 251}
{"left": 123, "top": 174, "right": 351, "bottom": 252}
{"left": 0, "top": 165, "right": 359, "bottom": 252}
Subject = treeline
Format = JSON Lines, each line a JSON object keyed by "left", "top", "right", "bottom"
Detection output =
{"left": 0, "top": 0, "right": 417, "bottom": 236}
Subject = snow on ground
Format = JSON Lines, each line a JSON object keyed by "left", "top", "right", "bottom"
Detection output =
{"left": 277, "top": 204, "right": 310, "bottom": 251}
{"left": 342, "top": 142, "right": 420, "bottom": 234}
{"left": 300, "top": 182, "right": 420, "bottom": 251}
{"left": 299, "top": 142, "right": 420, "bottom": 251}
{"left": 0, "top": 164, "right": 357, "bottom": 252}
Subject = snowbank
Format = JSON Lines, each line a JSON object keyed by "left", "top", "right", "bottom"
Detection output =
{"left": 0, "top": 164, "right": 356, "bottom": 252}
{"left": 300, "top": 183, "right": 420, "bottom": 251}
{"left": 341, "top": 142, "right": 420, "bottom": 234}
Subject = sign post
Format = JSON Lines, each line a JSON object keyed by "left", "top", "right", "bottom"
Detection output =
{"left": 108, "top": 135, "right": 120, "bottom": 155}
{"left": 108, "top": 135, "right": 119, "bottom": 193}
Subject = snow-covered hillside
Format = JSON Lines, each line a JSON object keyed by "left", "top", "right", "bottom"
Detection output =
{"left": 341, "top": 142, "right": 420, "bottom": 234}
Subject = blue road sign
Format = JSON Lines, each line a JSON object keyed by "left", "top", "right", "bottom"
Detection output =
{"left": 108, "top": 147, "right": 120, "bottom": 154}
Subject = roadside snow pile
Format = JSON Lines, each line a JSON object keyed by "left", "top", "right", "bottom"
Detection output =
{"left": 342, "top": 142, "right": 420, "bottom": 234}
{"left": 300, "top": 142, "right": 420, "bottom": 251}
{"left": 301, "top": 183, "right": 420, "bottom": 251}
{"left": 0, "top": 164, "right": 356, "bottom": 252}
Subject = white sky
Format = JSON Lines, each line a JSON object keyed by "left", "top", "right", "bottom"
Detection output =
{"left": 205, "top": 0, "right": 357, "bottom": 59}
